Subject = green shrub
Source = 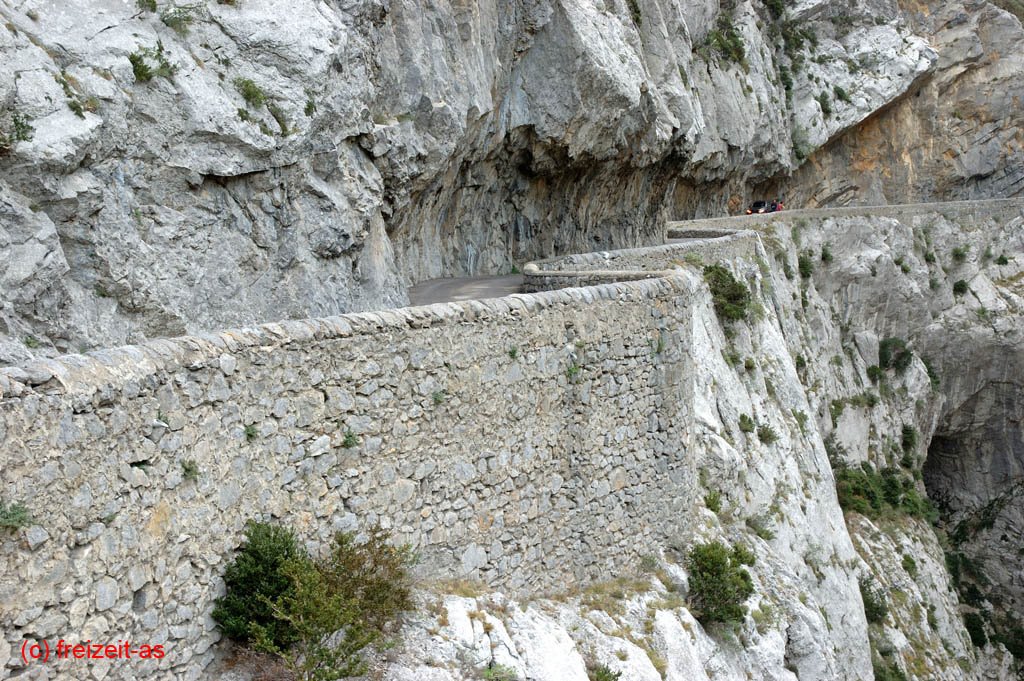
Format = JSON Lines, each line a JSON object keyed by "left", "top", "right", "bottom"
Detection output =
{"left": 129, "top": 42, "right": 176, "bottom": 82}
{"left": 704, "top": 490, "right": 722, "bottom": 513}
{"left": 778, "top": 64, "right": 793, "bottom": 92}
{"left": 738, "top": 413, "right": 756, "bottom": 433}
{"left": 756, "top": 424, "right": 778, "bottom": 445}
{"left": 836, "top": 465, "right": 884, "bottom": 516}
{"left": 732, "top": 544, "right": 756, "bottom": 566}
{"left": 901, "top": 554, "right": 917, "bottom": 577}
{"left": 901, "top": 425, "right": 918, "bottom": 453}
{"left": 703, "top": 264, "right": 751, "bottom": 323}
{"left": 743, "top": 357, "right": 756, "bottom": 372}
{"left": 859, "top": 575, "right": 888, "bottom": 623}
{"left": 866, "top": 365, "right": 883, "bottom": 383}
{"left": 216, "top": 523, "right": 415, "bottom": 680}
{"left": 244, "top": 424, "right": 258, "bottom": 441}
{"left": 0, "top": 112, "right": 34, "bottom": 152}
{"left": 625, "top": 0, "right": 641, "bottom": 25}
{"left": 798, "top": 252, "right": 814, "bottom": 278}
{"left": 160, "top": 4, "right": 200, "bottom": 34}
{"left": 707, "top": 16, "right": 746, "bottom": 64}
{"left": 793, "top": 409, "right": 808, "bottom": 433}
{"left": 964, "top": 611, "right": 988, "bottom": 647}
{"left": 586, "top": 662, "right": 622, "bottom": 681}
{"left": 878, "top": 337, "right": 912, "bottom": 373}
{"left": 686, "top": 542, "right": 755, "bottom": 624}
{"left": 820, "top": 243, "right": 833, "bottom": 264}
{"left": 900, "top": 450, "right": 915, "bottom": 469}
{"left": 873, "top": 659, "right": 908, "bottom": 681}
{"left": 181, "top": 460, "right": 200, "bottom": 482}
{"left": 995, "top": 253, "right": 1009, "bottom": 266}
{"left": 0, "top": 500, "right": 31, "bottom": 530}
{"left": 764, "top": 0, "right": 784, "bottom": 19}
{"left": 341, "top": 428, "right": 359, "bottom": 448}
{"left": 792, "top": 125, "right": 813, "bottom": 160}
{"left": 816, "top": 91, "right": 832, "bottom": 117}
{"left": 66, "top": 98, "right": 85, "bottom": 118}
{"left": 235, "top": 78, "right": 267, "bottom": 108}
{"left": 835, "top": 464, "right": 937, "bottom": 522}
{"left": 833, "top": 85, "right": 851, "bottom": 103}
{"left": 830, "top": 399, "right": 845, "bottom": 425}
{"left": 991, "top": 617, "right": 1024, "bottom": 657}
{"left": 482, "top": 665, "right": 519, "bottom": 681}
{"left": 137, "top": 0, "right": 157, "bottom": 10}
{"left": 268, "top": 102, "right": 290, "bottom": 135}
{"left": 780, "top": 20, "right": 816, "bottom": 64}
{"left": 213, "top": 522, "right": 305, "bottom": 648}
{"left": 265, "top": 531, "right": 413, "bottom": 678}
{"left": 304, "top": 99, "right": 316, "bottom": 117}
{"left": 746, "top": 516, "right": 775, "bottom": 540}
{"left": 952, "top": 279, "right": 968, "bottom": 296}
{"left": 848, "top": 392, "right": 879, "bottom": 409}
{"left": 951, "top": 245, "right": 969, "bottom": 263}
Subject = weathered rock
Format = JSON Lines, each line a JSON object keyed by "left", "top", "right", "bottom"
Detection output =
{"left": 0, "top": 0, "right": 952, "bottom": 359}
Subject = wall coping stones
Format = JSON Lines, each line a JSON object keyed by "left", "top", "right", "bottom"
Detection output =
{"left": 0, "top": 274, "right": 695, "bottom": 403}
{"left": 666, "top": 198, "right": 1024, "bottom": 235}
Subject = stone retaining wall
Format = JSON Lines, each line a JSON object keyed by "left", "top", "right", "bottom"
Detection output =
{"left": 0, "top": 273, "right": 707, "bottom": 679}
{"left": 521, "top": 231, "right": 758, "bottom": 291}
{"left": 6, "top": 199, "right": 1009, "bottom": 679}
{"left": 666, "top": 198, "right": 1024, "bottom": 234}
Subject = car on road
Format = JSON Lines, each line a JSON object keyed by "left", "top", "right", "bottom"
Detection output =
{"left": 746, "top": 199, "right": 785, "bottom": 214}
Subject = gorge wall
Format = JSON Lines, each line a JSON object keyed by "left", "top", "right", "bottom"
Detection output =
{"left": 9, "top": 0, "right": 1024, "bottom": 365}
{"left": 0, "top": 233, "right": 729, "bottom": 679}
{"left": 3, "top": 201, "right": 1024, "bottom": 680}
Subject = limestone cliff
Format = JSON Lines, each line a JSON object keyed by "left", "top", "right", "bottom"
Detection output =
{"left": 0, "top": 0, "right": 952, "bottom": 363}
{"left": 773, "top": 0, "right": 1024, "bottom": 206}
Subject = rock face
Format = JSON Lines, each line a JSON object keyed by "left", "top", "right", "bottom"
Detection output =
{"left": 774, "top": 0, "right": 1024, "bottom": 206}
{"left": 3, "top": 202, "right": 1023, "bottom": 680}
{"left": 0, "top": 0, "right": 945, "bottom": 358}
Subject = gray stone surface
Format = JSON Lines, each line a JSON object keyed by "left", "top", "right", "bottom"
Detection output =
{"left": 2, "top": 201, "right": 1023, "bottom": 680}
{"left": 0, "top": 0, "right": 943, "bottom": 360}
{"left": 776, "top": 0, "right": 1024, "bottom": 206}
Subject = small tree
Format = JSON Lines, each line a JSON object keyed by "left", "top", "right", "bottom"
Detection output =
{"left": 216, "top": 524, "right": 415, "bottom": 681}
{"left": 878, "top": 337, "right": 912, "bottom": 373}
{"left": 687, "top": 542, "right": 755, "bottom": 625}
{"left": 213, "top": 522, "right": 304, "bottom": 649}
{"left": 703, "top": 264, "right": 751, "bottom": 323}
{"left": 859, "top": 575, "right": 888, "bottom": 623}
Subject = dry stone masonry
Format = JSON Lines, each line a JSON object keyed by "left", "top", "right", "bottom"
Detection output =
{"left": 1, "top": 228, "right": 770, "bottom": 679}
{"left": 2, "top": 199, "right": 1023, "bottom": 680}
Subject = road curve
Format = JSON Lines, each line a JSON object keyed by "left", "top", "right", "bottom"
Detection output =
{"left": 407, "top": 199, "right": 1024, "bottom": 305}
{"left": 407, "top": 274, "right": 526, "bottom": 306}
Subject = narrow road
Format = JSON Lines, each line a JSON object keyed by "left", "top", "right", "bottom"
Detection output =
{"left": 407, "top": 236, "right": 704, "bottom": 304}
{"left": 408, "top": 275, "right": 526, "bottom": 306}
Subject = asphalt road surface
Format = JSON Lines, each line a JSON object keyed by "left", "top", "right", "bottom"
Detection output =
{"left": 407, "top": 274, "right": 527, "bottom": 306}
